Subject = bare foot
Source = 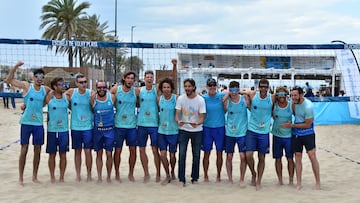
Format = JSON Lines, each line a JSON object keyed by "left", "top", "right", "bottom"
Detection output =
{"left": 239, "top": 181, "right": 246, "bottom": 188}
{"left": 51, "top": 178, "right": 56, "bottom": 184}
{"left": 171, "top": 174, "right": 176, "bottom": 180}
{"left": 19, "top": 179, "right": 24, "bottom": 186}
{"left": 59, "top": 178, "right": 64, "bottom": 183}
{"left": 107, "top": 177, "right": 111, "bottom": 183}
{"left": 76, "top": 176, "right": 81, "bottom": 182}
{"left": 156, "top": 176, "right": 161, "bottom": 183}
{"left": 32, "top": 178, "right": 41, "bottom": 184}
{"left": 87, "top": 176, "right": 93, "bottom": 182}
{"left": 143, "top": 175, "right": 150, "bottom": 183}
{"left": 256, "top": 183, "right": 261, "bottom": 191}
{"left": 115, "top": 176, "right": 122, "bottom": 183}
{"left": 296, "top": 184, "right": 302, "bottom": 190}
{"left": 161, "top": 177, "right": 171, "bottom": 185}
{"left": 97, "top": 178, "right": 102, "bottom": 184}
{"left": 315, "top": 183, "right": 321, "bottom": 190}
{"left": 204, "top": 176, "right": 209, "bottom": 182}
{"left": 128, "top": 175, "right": 135, "bottom": 182}
{"left": 251, "top": 174, "right": 256, "bottom": 186}
{"left": 216, "top": 177, "right": 221, "bottom": 183}
{"left": 228, "top": 179, "right": 233, "bottom": 184}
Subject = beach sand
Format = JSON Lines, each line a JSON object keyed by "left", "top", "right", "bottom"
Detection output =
{"left": 0, "top": 100, "right": 359, "bottom": 203}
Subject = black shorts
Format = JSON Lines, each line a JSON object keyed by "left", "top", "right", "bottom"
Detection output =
{"left": 292, "top": 134, "right": 316, "bottom": 153}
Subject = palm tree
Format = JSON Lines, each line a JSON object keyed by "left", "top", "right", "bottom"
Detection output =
{"left": 76, "top": 14, "right": 109, "bottom": 68}
{"left": 39, "top": 0, "right": 90, "bottom": 67}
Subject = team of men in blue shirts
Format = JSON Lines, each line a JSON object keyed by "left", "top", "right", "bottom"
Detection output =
{"left": 5, "top": 60, "right": 320, "bottom": 190}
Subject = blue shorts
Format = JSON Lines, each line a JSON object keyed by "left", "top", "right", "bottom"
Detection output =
{"left": 158, "top": 133, "right": 178, "bottom": 153}
{"left": 114, "top": 127, "right": 137, "bottom": 148}
{"left": 202, "top": 126, "right": 225, "bottom": 152}
{"left": 292, "top": 134, "right": 316, "bottom": 153}
{"left": 93, "top": 127, "right": 115, "bottom": 152}
{"left": 46, "top": 131, "right": 69, "bottom": 154}
{"left": 224, "top": 136, "right": 246, "bottom": 153}
{"left": 20, "top": 124, "right": 44, "bottom": 145}
{"left": 272, "top": 136, "right": 293, "bottom": 159}
{"left": 245, "top": 130, "right": 269, "bottom": 154}
{"left": 137, "top": 126, "right": 159, "bottom": 147}
{"left": 71, "top": 129, "right": 93, "bottom": 149}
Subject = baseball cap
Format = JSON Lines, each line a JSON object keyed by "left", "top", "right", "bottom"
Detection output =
{"left": 207, "top": 78, "right": 217, "bottom": 86}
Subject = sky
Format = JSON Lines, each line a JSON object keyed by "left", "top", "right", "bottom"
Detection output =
{"left": 1, "top": 0, "right": 360, "bottom": 44}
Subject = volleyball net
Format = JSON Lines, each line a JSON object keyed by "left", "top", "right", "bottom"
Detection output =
{"left": 1, "top": 38, "right": 360, "bottom": 98}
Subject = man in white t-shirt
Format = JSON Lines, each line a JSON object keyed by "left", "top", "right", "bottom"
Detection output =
{"left": 175, "top": 78, "right": 206, "bottom": 187}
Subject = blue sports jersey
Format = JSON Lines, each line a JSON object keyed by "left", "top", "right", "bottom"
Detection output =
{"left": 203, "top": 92, "right": 226, "bottom": 128}
{"left": 226, "top": 95, "right": 248, "bottom": 137}
{"left": 114, "top": 86, "right": 137, "bottom": 128}
{"left": 47, "top": 94, "right": 69, "bottom": 132}
{"left": 70, "top": 88, "right": 93, "bottom": 130}
{"left": 248, "top": 92, "right": 273, "bottom": 134}
{"left": 271, "top": 102, "right": 292, "bottom": 138}
{"left": 137, "top": 86, "right": 159, "bottom": 127}
{"left": 94, "top": 92, "right": 114, "bottom": 128}
{"left": 20, "top": 84, "right": 46, "bottom": 126}
{"left": 158, "top": 94, "right": 178, "bottom": 135}
{"left": 292, "top": 98, "right": 315, "bottom": 136}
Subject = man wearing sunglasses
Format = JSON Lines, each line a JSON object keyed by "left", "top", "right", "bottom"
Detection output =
{"left": 65, "top": 74, "right": 95, "bottom": 182}
{"left": 91, "top": 81, "right": 116, "bottom": 183}
{"left": 44, "top": 77, "right": 69, "bottom": 183}
{"left": 5, "top": 61, "right": 51, "bottom": 186}
{"left": 202, "top": 78, "right": 226, "bottom": 182}
{"left": 241, "top": 78, "right": 275, "bottom": 190}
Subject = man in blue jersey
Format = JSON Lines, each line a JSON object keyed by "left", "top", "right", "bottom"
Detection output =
{"left": 5, "top": 61, "right": 51, "bottom": 186}
{"left": 137, "top": 70, "right": 161, "bottom": 183}
{"left": 157, "top": 78, "right": 178, "bottom": 185}
{"left": 91, "top": 81, "right": 116, "bottom": 183}
{"left": 241, "top": 78, "right": 275, "bottom": 190}
{"left": 111, "top": 71, "right": 138, "bottom": 182}
{"left": 175, "top": 78, "right": 206, "bottom": 187}
{"left": 223, "top": 81, "right": 250, "bottom": 187}
{"left": 202, "top": 78, "right": 226, "bottom": 182}
{"left": 44, "top": 77, "right": 69, "bottom": 183}
{"left": 281, "top": 86, "right": 320, "bottom": 190}
{"left": 272, "top": 86, "right": 294, "bottom": 186}
{"left": 65, "top": 74, "right": 94, "bottom": 182}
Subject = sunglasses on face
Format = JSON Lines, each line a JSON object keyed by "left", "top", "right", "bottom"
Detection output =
{"left": 57, "top": 82, "right": 66, "bottom": 87}
{"left": 78, "top": 80, "right": 87, "bottom": 84}
{"left": 259, "top": 85, "right": 269, "bottom": 89}
{"left": 97, "top": 86, "right": 107, "bottom": 89}
{"left": 229, "top": 88, "right": 240, "bottom": 93}
{"left": 208, "top": 84, "right": 217, "bottom": 87}
{"left": 34, "top": 74, "right": 44, "bottom": 79}
{"left": 276, "top": 92, "right": 287, "bottom": 97}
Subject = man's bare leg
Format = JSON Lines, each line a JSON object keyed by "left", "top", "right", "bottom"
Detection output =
{"left": 48, "top": 154, "right": 56, "bottom": 183}
{"left": 74, "top": 149, "right": 82, "bottom": 181}
{"left": 139, "top": 146, "right": 150, "bottom": 182}
{"left": 152, "top": 146, "right": 161, "bottom": 182}
{"left": 84, "top": 148, "right": 93, "bottom": 182}
{"left": 128, "top": 146, "right": 136, "bottom": 182}
{"left": 106, "top": 151, "right": 112, "bottom": 183}
{"left": 32, "top": 145, "right": 41, "bottom": 183}
{"left": 256, "top": 153, "right": 266, "bottom": 190}
{"left": 275, "top": 158, "right": 283, "bottom": 185}
{"left": 226, "top": 153, "right": 233, "bottom": 184}
{"left": 170, "top": 153, "right": 176, "bottom": 180}
{"left": 239, "top": 152, "right": 247, "bottom": 188}
{"left": 294, "top": 152, "right": 303, "bottom": 190}
{"left": 216, "top": 151, "right": 223, "bottom": 182}
{"left": 19, "top": 144, "right": 29, "bottom": 186}
{"left": 308, "top": 149, "right": 320, "bottom": 190}
{"left": 59, "top": 152, "right": 67, "bottom": 182}
{"left": 246, "top": 151, "right": 256, "bottom": 186}
{"left": 113, "top": 147, "right": 122, "bottom": 182}
{"left": 203, "top": 151, "right": 210, "bottom": 182}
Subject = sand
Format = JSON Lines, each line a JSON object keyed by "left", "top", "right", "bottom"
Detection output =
{"left": 0, "top": 99, "right": 359, "bottom": 203}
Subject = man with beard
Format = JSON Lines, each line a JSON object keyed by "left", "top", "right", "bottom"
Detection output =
{"left": 281, "top": 86, "right": 320, "bottom": 190}
{"left": 5, "top": 61, "right": 51, "bottom": 186}
{"left": 241, "top": 78, "right": 275, "bottom": 190}
{"left": 111, "top": 71, "right": 138, "bottom": 182}
{"left": 65, "top": 74, "right": 94, "bottom": 182}
{"left": 272, "top": 86, "right": 294, "bottom": 186}
{"left": 175, "top": 78, "right": 206, "bottom": 187}
{"left": 91, "top": 81, "right": 115, "bottom": 183}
